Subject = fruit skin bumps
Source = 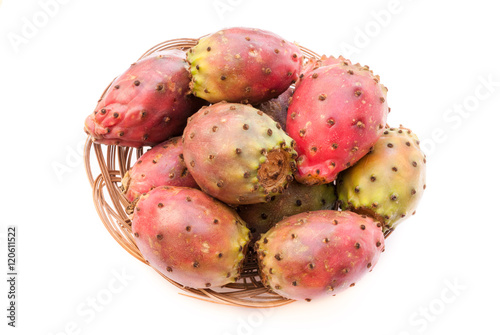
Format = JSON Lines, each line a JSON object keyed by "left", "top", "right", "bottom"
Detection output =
{"left": 256, "top": 210, "right": 384, "bottom": 301}
{"left": 337, "top": 126, "right": 426, "bottom": 232}
{"left": 132, "top": 186, "right": 250, "bottom": 289}
{"left": 84, "top": 49, "right": 206, "bottom": 148}
{"left": 121, "top": 137, "right": 198, "bottom": 203}
{"left": 187, "top": 27, "right": 302, "bottom": 104}
{"left": 182, "top": 102, "right": 297, "bottom": 205}
{"left": 287, "top": 58, "right": 389, "bottom": 185}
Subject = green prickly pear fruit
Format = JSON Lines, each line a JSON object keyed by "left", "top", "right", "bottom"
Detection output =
{"left": 237, "top": 181, "right": 336, "bottom": 241}
{"left": 337, "top": 126, "right": 426, "bottom": 233}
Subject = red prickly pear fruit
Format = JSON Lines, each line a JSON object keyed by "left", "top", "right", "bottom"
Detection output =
{"left": 256, "top": 210, "right": 384, "bottom": 301}
{"left": 84, "top": 49, "right": 206, "bottom": 148}
{"left": 121, "top": 137, "right": 198, "bottom": 203}
{"left": 182, "top": 102, "right": 297, "bottom": 205}
{"left": 187, "top": 27, "right": 303, "bottom": 104}
{"left": 337, "top": 126, "right": 427, "bottom": 233}
{"left": 132, "top": 186, "right": 250, "bottom": 289}
{"left": 299, "top": 55, "right": 352, "bottom": 83}
{"left": 287, "top": 60, "right": 389, "bottom": 185}
{"left": 237, "top": 181, "right": 336, "bottom": 241}
{"left": 255, "top": 87, "right": 294, "bottom": 131}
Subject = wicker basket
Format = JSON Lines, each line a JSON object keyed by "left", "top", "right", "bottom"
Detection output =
{"left": 83, "top": 38, "right": 329, "bottom": 308}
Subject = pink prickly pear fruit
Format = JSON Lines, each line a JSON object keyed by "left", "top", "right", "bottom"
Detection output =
{"left": 255, "top": 87, "right": 294, "bottom": 131}
{"left": 132, "top": 186, "right": 250, "bottom": 289}
{"left": 337, "top": 126, "right": 427, "bottom": 233}
{"left": 187, "top": 27, "right": 303, "bottom": 104}
{"left": 287, "top": 60, "right": 389, "bottom": 185}
{"left": 121, "top": 137, "right": 198, "bottom": 203}
{"left": 182, "top": 102, "right": 297, "bottom": 205}
{"left": 84, "top": 49, "right": 206, "bottom": 148}
{"left": 237, "top": 181, "right": 336, "bottom": 241}
{"left": 256, "top": 210, "right": 384, "bottom": 301}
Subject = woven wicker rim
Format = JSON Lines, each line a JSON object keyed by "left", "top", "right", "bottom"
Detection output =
{"left": 84, "top": 37, "right": 390, "bottom": 308}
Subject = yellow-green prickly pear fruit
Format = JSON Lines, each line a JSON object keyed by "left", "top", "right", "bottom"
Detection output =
{"left": 337, "top": 126, "right": 426, "bottom": 233}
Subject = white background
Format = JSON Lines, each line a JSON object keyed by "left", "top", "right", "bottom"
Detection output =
{"left": 1, "top": 0, "right": 499, "bottom": 334}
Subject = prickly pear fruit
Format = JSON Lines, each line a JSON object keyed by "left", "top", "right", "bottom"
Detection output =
{"left": 255, "top": 87, "right": 294, "bottom": 131}
{"left": 84, "top": 49, "right": 206, "bottom": 147}
{"left": 121, "top": 137, "right": 198, "bottom": 203}
{"left": 238, "top": 182, "right": 336, "bottom": 240}
{"left": 132, "top": 186, "right": 250, "bottom": 289}
{"left": 256, "top": 210, "right": 384, "bottom": 301}
{"left": 299, "top": 55, "right": 351, "bottom": 81}
{"left": 337, "top": 126, "right": 426, "bottom": 233}
{"left": 287, "top": 60, "right": 389, "bottom": 185}
{"left": 182, "top": 102, "right": 297, "bottom": 205}
{"left": 187, "top": 27, "right": 303, "bottom": 104}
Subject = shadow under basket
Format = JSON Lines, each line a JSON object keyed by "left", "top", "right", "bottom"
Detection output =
{"left": 83, "top": 38, "right": 331, "bottom": 308}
